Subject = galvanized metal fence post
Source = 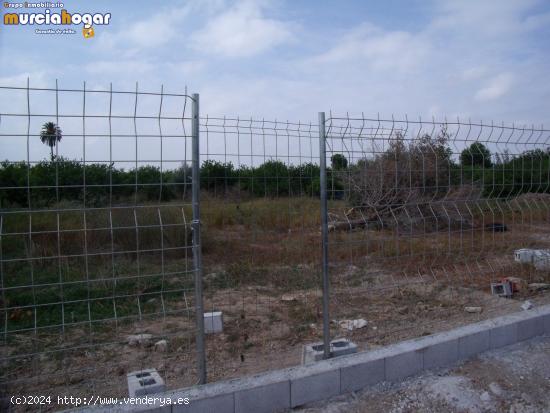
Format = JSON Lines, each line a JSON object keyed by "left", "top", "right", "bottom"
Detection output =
{"left": 192, "top": 93, "right": 207, "bottom": 383}
{"left": 319, "top": 111, "right": 331, "bottom": 359}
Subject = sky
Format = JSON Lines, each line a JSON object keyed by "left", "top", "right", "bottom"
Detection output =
{"left": 1, "top": 0, "right": 550, "bottom": 163}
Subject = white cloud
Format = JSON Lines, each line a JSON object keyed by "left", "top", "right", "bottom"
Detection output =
{"left": 430, "top": 0, "right": 543, "bottom": 36}
{"left": 95, "top": 5, "right": 193, "bottom": 56}
{"left": 0, "top": 72, "right": 47, "bottom": 88}
{"left": 191, "top": 1, "right": 294, "bottom": 57}
{"left": 167, "top": 60, "right": 206, "bottom": 76}
{"left": 310, "top": 23, "right": 429, "bottom": 73}
{"left": 475, "top": 73, "right": 513, "bottom": 101}
{"left": 461, "top": 67, "right": 488, "bottom": 81}
{"left": 86, "top": 60, "right": 155, "bottom": 75}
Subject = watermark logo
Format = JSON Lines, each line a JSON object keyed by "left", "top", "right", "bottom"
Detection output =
{"left": 3, "top": 3, "right": 111, "bottom": 37}
{"left": 82, "top": 23, "right": 93, "bottom": 38}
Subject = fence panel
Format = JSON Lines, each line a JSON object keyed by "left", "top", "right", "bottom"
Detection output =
{"left": 0, "top": 82, "right": 202, "bottom": 404}
{"left": 322, "top": 114, "right": 550, "bottom": 348}
{"left": 197, "top": 116, "right": 324, "bottom": 381}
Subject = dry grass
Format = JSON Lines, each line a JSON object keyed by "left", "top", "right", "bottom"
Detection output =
{"left": 3, "top": 195, "right": 550, "bottom": 408}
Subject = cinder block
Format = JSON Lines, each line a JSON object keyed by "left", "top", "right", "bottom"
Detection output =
{"left": 172, "top": 394, "right": 234, "bottom": 413}
{"left": 491, "top": 282, "right": 512, "bottom": 297}
{"left": 204, "top": 311, "right": 223, "bottom": 334}
{"left": 490, "top": 323, "right": 517, "bottom": 349}
{"left": 422, "top": 338, "right": 459, "bottom": 370}
{"left": 302, "top": 338, "right": 358, "bottom": 364}
{"left": 127, "top": 369, "right": 166, "bottom": 397}
{"left": 458, "top": 330, "right": 490, "bottom": 359}
{"left": 234, "top": 380, "right": 289, "bottom": 413}
{"left": 517, "top": 316, "right": 544, "bottom": 341}
{"left": 340, "top": 357, "right": 385, "bottom": 393}
{"left": 291, "top": 369, "right": 340, "bottom": 407}
{"left": 385, "top": 349, "right": 423, "bottom": 381}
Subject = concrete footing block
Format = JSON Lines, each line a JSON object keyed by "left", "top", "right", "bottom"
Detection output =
{"left": 302, "top": 338, "right": 357, "bottom": 364}
{"left": 491, "top": 282, "right": 512, "bottom": 297}
{"left": 127, "top": 369, "right": 166, "bottom": 397}
{"left": 204, "top": 311, "right": 223, "bottom": 334}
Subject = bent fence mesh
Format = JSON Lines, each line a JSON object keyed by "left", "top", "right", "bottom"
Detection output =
{"left": 1, "top": 80, "right": 550, "bottom": 408}
{"left": 323, "top": 114, "right": 550, "bottom": 347}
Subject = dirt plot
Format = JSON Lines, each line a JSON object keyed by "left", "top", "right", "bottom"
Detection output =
{"left": 2, "top": 198, "right": 550, "bottom": 411}
{"left": 4, "top": 273, "right": 550, "bottom": 412}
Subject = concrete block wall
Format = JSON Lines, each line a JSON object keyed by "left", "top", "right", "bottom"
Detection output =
{"left": 72, "top": 304, "right": 550, "bottom": 413}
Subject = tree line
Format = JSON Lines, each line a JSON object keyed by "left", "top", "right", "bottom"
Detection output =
{"left": 1, "top": 122, "right": 548, "bottom": 208}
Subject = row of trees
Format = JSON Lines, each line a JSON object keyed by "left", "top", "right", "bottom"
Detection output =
{"left": 1, "top": 145, "right": 548, "bottom": 208}
{"left": 1, "top": 122, "right": 548, "bottom": 208}
{"left": 0, "top": 158, "right": 334, "bottom": 207}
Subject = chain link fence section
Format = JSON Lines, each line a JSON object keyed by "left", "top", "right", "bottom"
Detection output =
{"left": 0, "top": 81, "right": 203, "bottom": 405}
{"left": 321, "top": 114, "right": 550, "bottom": 349}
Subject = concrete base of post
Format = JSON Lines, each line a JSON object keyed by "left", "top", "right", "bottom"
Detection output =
{"left": 302, "top": 338, "right": 358, "bottom": 364}
{"left": 127, "top": 369, "right": 166, "bottom": 397}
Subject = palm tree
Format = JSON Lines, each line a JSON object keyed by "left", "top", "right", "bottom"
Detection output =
{"left": 40, "top": 121, "right": 62, "bottom": 161}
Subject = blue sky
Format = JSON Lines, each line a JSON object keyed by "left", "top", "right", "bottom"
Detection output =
{"left": 1, "top": 0, "right": 550, "bottom": 161}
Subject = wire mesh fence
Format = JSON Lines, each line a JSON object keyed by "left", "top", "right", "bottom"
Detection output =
{"left": 198, "top": 116, "right": 324, "bottom": 381}
{"left": 0, "top": 82, "right": 203, "bottom": 406}
{"left": 1, "top": 80, "right": 550, "bottom": 410}
{"left": 323, "top": 114, "right": 550, "bottom": 347}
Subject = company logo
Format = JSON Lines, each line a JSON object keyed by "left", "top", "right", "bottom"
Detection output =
{"left": 82, "top": 23, "right": 93, "bottom": 38}
{"left": 3, "top": 3, "right": 111, "bottom": 38}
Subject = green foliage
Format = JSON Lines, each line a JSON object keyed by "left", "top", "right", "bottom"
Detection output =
{"left": 483, "top": 149, "right": 550, "bottom": 197}
{"left": 449, "top": 149, "right": 550, "bottom": 197}
{"left": 460, "top": 142, "right": 492, "bottom": 167}
{"left": 4, "top": 146, "right": 546, "bottom": 208}
{"left": 200, "top": 159, "right": 323, "bottom": 198}
{"left": 243, "top": 160, "right": 291, "bottom": 197}
{"left": 331, "top": 153, "right": 348, "bottom": 170}
{"left": 0, "top": 158, "right": 181, "bottom": 207}
{"left": 200, "top": 160, "right": 236, "bottom": 194}
{"left": 0, "top": 158, "right": 328, "bottom": 207}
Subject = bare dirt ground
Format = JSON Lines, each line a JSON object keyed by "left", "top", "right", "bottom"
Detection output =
{"left": 297, "top": 334, "right": 550, "bottom": 413}
{"left": 3, "top": 204, "right": 550, "bottom": 411}
{"left": 5, "top": 282, "right": 549, "bottom": 413}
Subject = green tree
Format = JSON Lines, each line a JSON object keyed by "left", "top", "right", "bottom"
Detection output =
{"left": 40, "top": 121, "right": 62, "bottom": 161}
{"left": 460, "top": 142, "right": 492, "bottom": 167}
{"left": 331, "top": 153, "right": 348, "bottom": 170}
